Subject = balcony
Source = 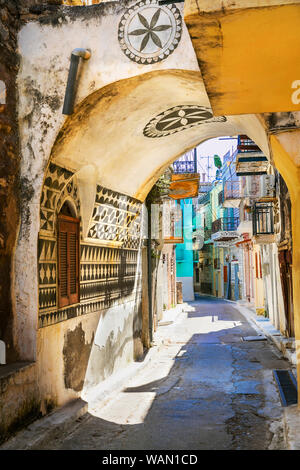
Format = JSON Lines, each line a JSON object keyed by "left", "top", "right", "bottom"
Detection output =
{"left": 237, "top": 135, "right": 261, "bottom": 153}
{"left": 173, "top": 160, "right": 197, "bottom": 174}
{"left": 223, "top": 180, "right": 241, "bottom": 208}
{"left": 236, "top": 135, "right": 269, "bottom": 176}
{"left": 252, "top": 202, "right": 275, "bottom": 244}
{"left": 211, "top": 217, "right": 240, "bottom": 242}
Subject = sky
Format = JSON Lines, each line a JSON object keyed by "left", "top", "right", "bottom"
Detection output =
{"left": 176, "top": 136, "right": 238, "bottom": 181}
{"left": 196, "top": 137, "right": 238, "bottom": 182}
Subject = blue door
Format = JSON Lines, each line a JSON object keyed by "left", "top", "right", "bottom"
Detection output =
{"left": 234, "top": 263, "right": 240, "bottom": 300}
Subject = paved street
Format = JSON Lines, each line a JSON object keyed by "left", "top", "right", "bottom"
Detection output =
{"left": 37, "top": 297, "right": 290, "bottom": 450}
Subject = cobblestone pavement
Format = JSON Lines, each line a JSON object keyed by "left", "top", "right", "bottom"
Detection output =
{"left": 37, "top": 297, "right": 290, "bottom": 450}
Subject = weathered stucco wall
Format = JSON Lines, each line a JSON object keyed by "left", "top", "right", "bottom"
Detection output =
{"left": 3, "top": 0, "right": 288, "bottom": 434}
{"left": 13, "top": 0, "right": 270, "bottom": 373}
{"left": 0, "top": 1, "right": 21, "bottom": 363}
{"left": 35, "top": 158, "right": 144, "bottom": 406}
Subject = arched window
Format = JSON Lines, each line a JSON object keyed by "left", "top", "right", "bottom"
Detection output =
{"left": 57, "top": 201, "right": 80, "bottom": 308}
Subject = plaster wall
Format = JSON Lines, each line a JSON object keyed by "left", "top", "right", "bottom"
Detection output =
{"left": 10, "top": 1, "right": 284, "bottom": 416}
{"left": 176, "top": 276, "right": 194, "bottom": 302}
{"left": 36, "top": 291, "right": 142, "bottom": 406}
{"left": 14, "top": 0, "right": 271, "bottom": 363}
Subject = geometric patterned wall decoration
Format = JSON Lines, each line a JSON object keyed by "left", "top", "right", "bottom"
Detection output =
{"left": 88, "top": 185, "right": 142, "bottom": 249}
{"left": 38, "top": 166, "right": 143, "bottom": 328}
{"left": 118, "top": 0, "right": 182, "bottom": 65}
{"left": 38, "top": 244, "right": 141, "bottom": 328}
{"left": 80, "top": 245, "right": 139, "bottom": 303}
{"left": 40, "top": 163, "right": 74, "bottom": 235}
{"left": 38, "top": 238, "right": 57, "bottom": 311}
{"left": 143, "top": 105, "right": 227, "bottom": 138}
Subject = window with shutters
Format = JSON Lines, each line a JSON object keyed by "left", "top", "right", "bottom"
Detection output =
{"left": 58, "top": 213, "right": 80, "bottom": 308}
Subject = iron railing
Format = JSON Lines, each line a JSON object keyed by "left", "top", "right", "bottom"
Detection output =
{"left": 212, "top": 217, "right": 239, "bottom": 234}
{"left": 237, "top": 135, "right": 261, "bottom": 153}
{"left": 224, "top": 180, "right": 241, "bottom": 200}
{"left": 252, "top": 202, "right": 274, "bottom": 235}
{"left": 173, "top": 160, "right": 197, "bottom": 174}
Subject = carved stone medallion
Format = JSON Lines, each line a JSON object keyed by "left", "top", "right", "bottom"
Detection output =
{"left": 118, "top": 0, "right": 182, "bottom": 64}
{"left": 143, "top": 105, "right": 227, "bottom": 138}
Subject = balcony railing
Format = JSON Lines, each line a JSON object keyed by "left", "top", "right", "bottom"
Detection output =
{"left": 224, "top": 180, "right": 241, "bottom": 200}
{"left": 173, "top": 160, "right": 197, "bottom": 174}
{"left": 212, "top": 217, "right": 239, "bottom": 234}
{"left": 252, "top": 202, "right": 274, "bottom": 235}
{"left": 204, "top": 229, "right": 212, "bottom": 241}
{"left": 237, "top": 135, "right": 261, "bottom": 153}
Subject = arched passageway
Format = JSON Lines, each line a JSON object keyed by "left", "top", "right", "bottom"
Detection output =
{"left": 13, "top": 68, "right": 296, "bottom": 412}
{"left": 1, "top": 0, "right": 300, "bottom": 444}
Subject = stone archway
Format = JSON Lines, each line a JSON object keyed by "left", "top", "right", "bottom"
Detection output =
{"left": 12, "top": 67, "right": 276, "bottom": 407}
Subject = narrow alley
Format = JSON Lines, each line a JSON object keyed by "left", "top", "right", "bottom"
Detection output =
{"left": 1, "top": 0, "right": 300, "bottom": 453}
{"left": 31, "top": 297, "right": 289, "bottom": 451}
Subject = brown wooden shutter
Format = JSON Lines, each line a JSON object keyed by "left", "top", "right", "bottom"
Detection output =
{"left": 223, "top": 265, "right": 228, "bottom": 283}
{"left": 58, "top": 215, "right": 80, "bottom": 308}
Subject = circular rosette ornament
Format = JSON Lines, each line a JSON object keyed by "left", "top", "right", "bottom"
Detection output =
{"left": 143, "top": 105, "right": 227, "bottom": 138}
{"left": 118, "top": 0, "right": 182, "bottom": 64}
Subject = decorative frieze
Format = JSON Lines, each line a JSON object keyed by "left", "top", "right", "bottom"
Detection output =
{"left": 118, "top": 0, "right": 182, "bottom": 65}
{"left": 143, "top": 105, "right": 227, "bottom": 138}
{"left": 88, "top": 185, "right": 142, "bottom": 249}
{"left": 38, "top": 164, "right": 142, "bottom": 327}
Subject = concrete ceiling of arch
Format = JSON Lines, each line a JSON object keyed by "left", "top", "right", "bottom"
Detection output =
{"left": 51, "top": 70, "right": 269, "bottom": 201}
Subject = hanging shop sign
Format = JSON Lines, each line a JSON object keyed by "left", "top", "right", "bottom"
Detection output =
{"left": 168, "top": 173, "right": 200, "bottom": 200}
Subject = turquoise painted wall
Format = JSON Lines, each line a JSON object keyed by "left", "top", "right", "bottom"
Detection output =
{"left": 176, "top": 199, "right": 194, "bottom": 278}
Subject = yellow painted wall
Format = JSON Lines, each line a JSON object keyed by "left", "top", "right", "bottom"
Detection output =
{"left": 184, "top": 1, "right": 300, "bottom": 115}
{"left": 270, "top": 132, "right": 300, "bottom": 402}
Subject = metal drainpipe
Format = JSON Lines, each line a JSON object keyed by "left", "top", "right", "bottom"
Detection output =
{"left": 62, "top": 48, "right": 91, "bottom": 115}
{"left": 147, "top": 202, "right": 153, "bottom": 344}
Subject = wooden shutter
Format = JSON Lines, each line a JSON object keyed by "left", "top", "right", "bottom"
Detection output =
{"left": 224, "top": 265, "right": 228, "bottom": 283}
{"left": 58, "top": 215, "right": 80, "bottom": 308}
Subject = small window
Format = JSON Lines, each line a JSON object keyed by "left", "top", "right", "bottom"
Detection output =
{"left": 58, "top": 213, "right": 80, "bottom": 308}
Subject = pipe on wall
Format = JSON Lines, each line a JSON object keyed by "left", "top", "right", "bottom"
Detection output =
{"left": 62, "top": 48, "right": 91, "bottom": 115}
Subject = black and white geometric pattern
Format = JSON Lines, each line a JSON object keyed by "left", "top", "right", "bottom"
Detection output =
{"left": 143, "top": 105, "right": 227, "bottom": 138}
{"left": 118, "top": 0, "right": 182, "bottom": 65}
{"left": 40, "top": 163, "right": 74, "bottom": 234}
{"left": 88, "top": 185, "right": 142, "bottom": 248}
{"left": 38, "top": 168, "right": 143, "bottom": 327}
